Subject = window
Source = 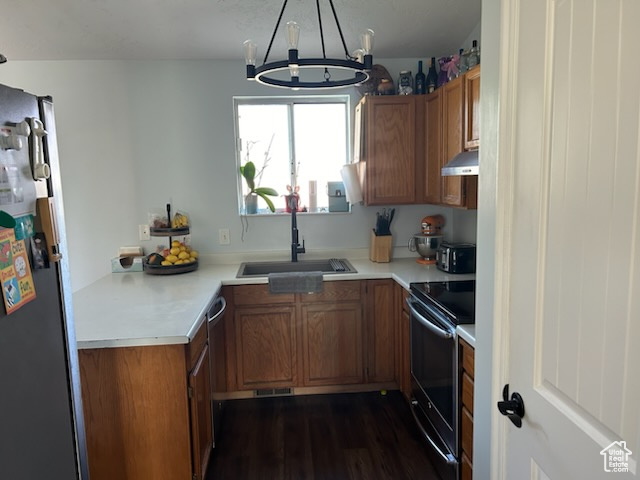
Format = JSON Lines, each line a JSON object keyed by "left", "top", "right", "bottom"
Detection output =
{"left": 234, "top": 96, "right": 350, "bottom": 214}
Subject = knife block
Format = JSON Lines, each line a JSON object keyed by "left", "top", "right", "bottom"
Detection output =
{"left": 369, "top": 230, "right": 393, "bottom": 263}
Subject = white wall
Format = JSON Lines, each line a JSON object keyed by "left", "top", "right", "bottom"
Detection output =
{"left": 462, "top": 21, "right": 482, "bottom": 52}
{"left": 1, "top": 59, "right": 477, "bottom": 291}
{"left": 0, "top": 62, "right": 139, "bottom": 291}
{"left": 474, "top": 0, "right": 499, "bottom": 478}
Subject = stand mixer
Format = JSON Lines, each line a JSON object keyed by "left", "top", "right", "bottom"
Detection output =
{"left": 408, "top": 215, "right": 445, "bottom": 264}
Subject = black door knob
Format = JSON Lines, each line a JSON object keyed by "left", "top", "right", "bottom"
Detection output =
{"left": 497, "top": 384, "right": 525, "bottom": 428}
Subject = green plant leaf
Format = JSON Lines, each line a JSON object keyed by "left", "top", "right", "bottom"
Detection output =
{"left": 257, "top": 192, "right": 276, "bottom": 212}
{"left": 240, "top": 161, "right": 256, "bottom": 191}
{"left": 254, "top": 187, "right": 278, "bottom": 197}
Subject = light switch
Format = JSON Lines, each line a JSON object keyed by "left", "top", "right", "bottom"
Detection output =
{"left": 219, "top": 228, "right": 230, "bottom": 245}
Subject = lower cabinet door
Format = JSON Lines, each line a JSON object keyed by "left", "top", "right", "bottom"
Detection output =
{"left": 188, "top": 343, "right": 213, "bottom": 480}
{"left": 235, "top": 305, "right": 297, "bottom": 389}
{"left": 302, "top": 302, "right": 364, "bottom": 386}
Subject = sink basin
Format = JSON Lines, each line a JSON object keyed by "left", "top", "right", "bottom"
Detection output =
{"left": 236, "top": 259, "right": 357, "bottom": 278}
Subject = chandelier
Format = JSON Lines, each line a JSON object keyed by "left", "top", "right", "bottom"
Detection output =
{"left": 243, "top": 0, "right": 374, "bottom": 90}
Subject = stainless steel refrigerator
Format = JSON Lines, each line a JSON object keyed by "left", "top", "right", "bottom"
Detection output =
{"left": 0, "top": 83, "right": 89, "bottom": 479}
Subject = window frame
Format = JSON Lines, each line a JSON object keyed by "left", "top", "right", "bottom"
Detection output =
{"left": 233, "top": 95, "right": 352, "bottom": 215}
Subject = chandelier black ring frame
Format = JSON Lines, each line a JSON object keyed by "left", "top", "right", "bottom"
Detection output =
{"left": 244, "top": 0, "right": 374, "bottom": 90}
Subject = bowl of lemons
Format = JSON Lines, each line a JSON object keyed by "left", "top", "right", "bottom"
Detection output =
{"left": 144, "top": 240, "right": 199, "bottom": 275}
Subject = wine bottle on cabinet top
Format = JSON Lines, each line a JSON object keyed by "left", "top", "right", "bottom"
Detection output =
{"left": 468, "top": 40, "right": 480, "bottom": 68}
{"left": 415, "top": 61, "right": 426, "bottom": 94}
{"left": 426, "top": 57, "right": 438, "bottom": 93}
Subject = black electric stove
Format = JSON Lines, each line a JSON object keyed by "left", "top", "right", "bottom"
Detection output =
{"left": 409, "top": 280, "right": 475, "bottom": 325}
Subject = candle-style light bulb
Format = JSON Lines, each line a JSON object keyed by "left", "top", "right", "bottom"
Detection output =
{"left": 360, "top": 29, "right": 374, "bottom": 55}
{"left": 352, "top": 48, "right": 364, "bottom": 63}
{"left": 243, "top": 40, "right": 257, "bottom": 80}
{"left": 243, "top": 40, "right": 257, "bottom": 65}
{"left": 286, "top": 21, "right": 300, "bottom": 49}
{"left": 359, "top": 29, "right": 374, "bottom": 70}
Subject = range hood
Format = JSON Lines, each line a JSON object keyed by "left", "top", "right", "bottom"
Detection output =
{"left": 441, "top": 150, "right": 479, "bottom": 176}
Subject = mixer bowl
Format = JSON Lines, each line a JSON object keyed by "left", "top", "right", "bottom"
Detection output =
{"left": 409, "top": 234, "right": 443, "bottom": 261}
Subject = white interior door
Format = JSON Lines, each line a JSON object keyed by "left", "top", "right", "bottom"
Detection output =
{"left": 495, "top": 0, "right": 640, "bottom": 478}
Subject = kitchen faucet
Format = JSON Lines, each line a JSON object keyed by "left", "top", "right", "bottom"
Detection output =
{"left": 288, "top": 195, "right": 305, "bottom": 262}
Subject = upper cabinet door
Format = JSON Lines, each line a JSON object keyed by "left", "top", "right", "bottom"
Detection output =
{"left": 421, "top": 90, "right": 443, "bottom": 205}
{"left": 441, "top": 75, "right": 466, "bottom": 207}
{"left": 362, "top": 96, "right": 417, "bottom": 205}
{"left": 464, "top": 66, "right": 481, "bottom": 150}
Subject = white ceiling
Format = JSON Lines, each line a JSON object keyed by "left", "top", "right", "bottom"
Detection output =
{"left": 0, "top": 0, "right": 481, "bottom": 62}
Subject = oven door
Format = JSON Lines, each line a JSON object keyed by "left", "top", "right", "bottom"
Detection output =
{"left": 407, "top": 296, "right": 458, "bottom": 480}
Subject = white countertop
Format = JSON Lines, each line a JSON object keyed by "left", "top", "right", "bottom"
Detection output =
{"left": 73, "top": 257, "right": 475, "bottom": 349}
{"left": 457, "top": 325, "right": 476, "bottom": 347}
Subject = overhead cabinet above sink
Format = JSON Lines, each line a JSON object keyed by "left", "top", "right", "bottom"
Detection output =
{"left": 354, "top": 65, "right": 480, "bottom": 209}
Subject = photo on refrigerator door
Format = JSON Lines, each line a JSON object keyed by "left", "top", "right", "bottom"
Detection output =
{"left": 0, "top": 228, "right": 36, "bottom": 314}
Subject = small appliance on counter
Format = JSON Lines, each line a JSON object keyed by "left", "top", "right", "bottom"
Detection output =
{"left": 408, "top": 215, "right": 445, "bottom": 264}
{"left": 436, "top": 242, "right": 476, "bottom": 273}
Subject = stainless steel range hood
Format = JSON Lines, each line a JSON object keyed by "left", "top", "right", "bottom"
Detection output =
{"left": 441, "top": 150, "right": 478, "bottom": 176}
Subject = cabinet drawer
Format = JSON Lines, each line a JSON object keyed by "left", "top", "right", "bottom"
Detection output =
{"left": 461, "top": 405, "right": 474, "bottom": 459}
{"left": 460, "top": 338, "right": 475, "bottom": 378}
{"left": 461, "top": 371, "right": 474, "bottom": 414}
{"left": 461, "top": 451, "right": 473, "bottom": 480}
{"left": 299, "top": 280, "right": 361, "bottom": 303}
{"left": 233, "top": 284, "right": 295, "bottom": 305}
{"left": 401, "top": 288, "right": 410, "bottom": 313}
{"left": 187, "top": 318, "right": 208, "bottom": 370}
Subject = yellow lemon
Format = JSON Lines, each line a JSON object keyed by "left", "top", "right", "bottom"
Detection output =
{"left": 178, "top": 251, "right": 189, "bottom": 260}
{"left": 170, "top": 247, "right": 180, "bottom": 255}
{"left": 166, "top": 254, "right": 178, "bottom": 263}
{"left": 174, "top": 260, "right": 184, "bottom": 265}
{"left": 161, "top": 260, "right": 172, "bottom": 266}
{"left": 171, "top": 240, "right": 181, "bottom": 248}
{"left": 179, "top": 246, "right": 186, "bottom": 252}
{"left": 190, "top": 250, "right": 199, "bottom": 258}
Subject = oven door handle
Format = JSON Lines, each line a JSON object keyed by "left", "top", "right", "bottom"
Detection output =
{"left": 406, "top": 298, "right": 454, "bottom": 339}
{"left": 410, "top": 400, "right": 457, "bottom": 465}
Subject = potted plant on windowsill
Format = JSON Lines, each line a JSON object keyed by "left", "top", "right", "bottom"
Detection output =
{"left": 240, "top": 161, "right": 278, "bottom": 213}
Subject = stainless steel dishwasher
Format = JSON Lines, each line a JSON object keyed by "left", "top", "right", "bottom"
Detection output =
{"left": 206, "top": 294, "right": 227, "bottom": 448}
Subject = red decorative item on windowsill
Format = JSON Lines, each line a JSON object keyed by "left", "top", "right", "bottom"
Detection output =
{"left": 284, "top": 185, "right": 302, "bottom": 212}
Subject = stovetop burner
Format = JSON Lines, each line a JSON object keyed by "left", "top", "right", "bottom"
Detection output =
{"left": 410, "top": 280, "right": 475, "bottom": 325}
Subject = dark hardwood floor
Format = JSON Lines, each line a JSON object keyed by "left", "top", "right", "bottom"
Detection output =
{"left": 206, "top": 391, "right": 441, "bottom": 480}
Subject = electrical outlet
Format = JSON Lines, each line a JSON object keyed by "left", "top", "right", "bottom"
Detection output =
{"left": 219, "top": 228, "right": 230, "bottom": 245}
{"left": 139, "top": 224, "right": 150, "bottom": 241}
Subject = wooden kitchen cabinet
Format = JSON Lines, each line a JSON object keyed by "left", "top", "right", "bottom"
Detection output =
{"left": 366, "top": 279, "right": 396, "bottom": 383}
{"left": 302, "top": 302, "right": 364, "bottom": 385}
{"left": 464, "top": 66, "right": 481, "bottom": 150}
{"left": 78, "top": 320, "right": 212, "bottom": 480}
{"left": 441, "top": 70, "right": 479, "bottom": 209}
{"left": 441, "top": 75, "right": 466, "bottom": 207}
{"left": 395, "top": 282, "right": 412, "bottom": 401}
{"left": 224, "top": 280, "right": 398, "bottom": 394}
{"left": 459, "top": 337, "right": 475, "bottom": 480}
{"left": 356, "top": 66, "right": 479, "bottom": 209}
{"left": 421, "top": 90, "right": 443, "bottom": 204}
{"left": 188, "top": 325, "right": 213, "bottom": 480}
{"left": 234, "top": 304, "right": 297, "bottom": 389}
{"left": 356, "top": 96, "right": 417, "bottom": 205}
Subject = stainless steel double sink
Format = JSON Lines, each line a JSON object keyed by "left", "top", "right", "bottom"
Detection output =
{"left": 236, "top": 258, "right": 356, "bottom": 278}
